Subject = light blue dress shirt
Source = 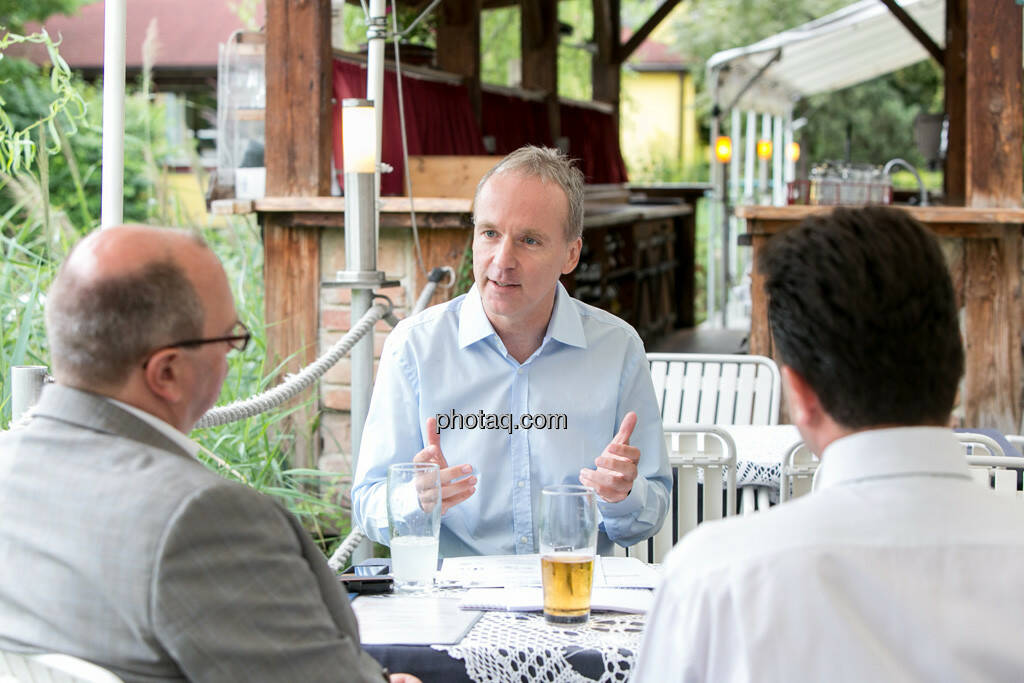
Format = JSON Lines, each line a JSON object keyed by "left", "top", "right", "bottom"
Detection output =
{"left": 352, "top": 282, "right": 671, "bottom": 557}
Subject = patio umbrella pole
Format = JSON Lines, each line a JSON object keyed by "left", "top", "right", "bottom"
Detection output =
{"left": 100, "top": 0, "right": 127, "bottom": 228}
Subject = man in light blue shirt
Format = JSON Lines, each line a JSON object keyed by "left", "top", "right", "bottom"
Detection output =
{"left": 352, "top": 146, "right": 671, "bottom": 556}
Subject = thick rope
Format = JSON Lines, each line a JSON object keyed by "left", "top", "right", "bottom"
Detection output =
{"left": 193, "top": 303, "right": 389, "bottom": 429}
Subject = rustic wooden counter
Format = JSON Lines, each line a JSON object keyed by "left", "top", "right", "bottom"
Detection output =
{"left": 737, "top": 204, "right": 1024, "bottom": 431}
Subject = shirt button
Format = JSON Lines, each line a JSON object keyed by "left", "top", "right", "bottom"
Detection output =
{"left": 517, "top": 367, "right": 524, "bottom": 375}
{"left": 520, "top": 536, "right": 528, "bottom": 544}
{"left": 517, "top": 480, "right": 526, "bottom": 488}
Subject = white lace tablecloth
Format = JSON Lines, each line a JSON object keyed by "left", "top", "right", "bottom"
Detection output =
{"left": 433, "top": 611, "right": 646, "bottom": 683}
{"left": 719, "top": 424, "right": 802, "bottom": 489}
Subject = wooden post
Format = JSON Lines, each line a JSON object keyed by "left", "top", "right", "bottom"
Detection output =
{"left": 437, "top": 0, "right": 482, "bottom": 126}
{"left": 591, "top": 0, "right": 620, "bottom": 116}
{"left": 264, "top": 0, "right": 333, "bottom": 468}
{"left": 944, "top": 0, "right": 1023, "bottom": 432}
{"left": 521, "top": 0, "right": 560, "bottom": 141}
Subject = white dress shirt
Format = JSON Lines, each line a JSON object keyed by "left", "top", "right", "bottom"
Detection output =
{"left": 352, "top": 282, "right": 671, "bottom": 556}
{"left": 634, "top": 427, "right": 1024, "bottom": 683}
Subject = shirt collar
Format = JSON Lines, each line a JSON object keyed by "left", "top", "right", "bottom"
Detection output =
{"left": 457, "top": 282, "right": 587, "bottom": 350}
{"left": 815, "top": 426, "right": 971, "bottom": 492}
{"left": 107, "top": 398, "right": 201, "bottom": 459}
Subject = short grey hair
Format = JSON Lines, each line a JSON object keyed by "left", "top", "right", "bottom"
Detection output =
{"left": 474, "top": 145, "right": 585, "bottom": 241}
{"left": 45, "top": 243, "right": 207, "bottom": 388}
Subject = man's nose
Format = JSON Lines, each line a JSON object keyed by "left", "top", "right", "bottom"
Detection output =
{"left": 492, "top": 236, "right": 517, "bottom": 270}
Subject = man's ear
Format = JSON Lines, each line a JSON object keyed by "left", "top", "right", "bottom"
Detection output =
{"left": 143, "top": 349, "right": 187, "bottom": 405}
{"left": 781, "top": 365, "right": 822, "bottom": 429}
{"left": 562, "top": 237, "right": 582, "bottom": 275}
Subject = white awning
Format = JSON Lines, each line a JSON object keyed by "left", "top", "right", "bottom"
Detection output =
{"left": 706, "top": 0, "right": 945, "bottom": 116}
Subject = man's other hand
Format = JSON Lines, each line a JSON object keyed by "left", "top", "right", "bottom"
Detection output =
{"left": 413, "top": 417, "right": 477, "bottom": 513}
{"left": 579, "top": 412, "right": 641, "bottom": 503}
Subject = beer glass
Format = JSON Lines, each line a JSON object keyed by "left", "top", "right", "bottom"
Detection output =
{"left": 539, "top": 484, "right": 598, "bottom": 625}
{"left": 387, "top": 463, "right": 441, "bottom": 592}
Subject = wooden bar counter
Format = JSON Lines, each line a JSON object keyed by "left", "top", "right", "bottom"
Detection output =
{"left": 737, "top": 204, "right": 1024, "bottom": 432}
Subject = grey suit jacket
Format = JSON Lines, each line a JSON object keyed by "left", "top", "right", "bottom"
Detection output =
{"left": 0, "top": 385, "right": 385, "bottom": 682}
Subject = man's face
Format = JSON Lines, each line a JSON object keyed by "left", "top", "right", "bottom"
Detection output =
{"left": 472, "top": 172, "right": 581, "bottom": 334}
{"left": 182, "top": 251, "right": 237, "bottom": 429}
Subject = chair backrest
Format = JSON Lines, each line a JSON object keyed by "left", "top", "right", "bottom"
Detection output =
{"left": 779, "top": 432, "right": 1022, "bottom": 503}
{"left": 620, "top": 425, "right": 737, "bottom": 563}
{"left": 779, "top": 441, "right": 819, "bottom": 503}
{"left": 0, "top": 651, "right": 123, "bottom": 683}
{"left": 647, "top": 353, "right": 781, "bottom": 426}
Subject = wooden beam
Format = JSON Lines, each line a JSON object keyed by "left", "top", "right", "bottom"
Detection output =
{"left": 945, "top": 0, "right": 1023, "bottom": 207}
{"left": 620, "top": 0, "right": 681, "bottom": 63}
{"left": 877, "top": 0, "right": 943, "bottom": 67}
{"left": 264, "top": 0, "right": 332, "bottom": 470}
{"left": 591, "top": 0, "right": 620, "bottom": 109}
{"left": 437, "top": 0, "right": 482, "bottom": 124}
{"left": 521, "top": 0, "right": 560, "bottom": 140}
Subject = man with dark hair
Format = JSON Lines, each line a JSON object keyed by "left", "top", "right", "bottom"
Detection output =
{"left": 353, "top": 146, "right": 670, "bottom": 556}
{"left": 635, "top": 206, "right": 1024, "bottom": 681}
{"left": 0, "top": 226, "right": 418, "bottom": 683}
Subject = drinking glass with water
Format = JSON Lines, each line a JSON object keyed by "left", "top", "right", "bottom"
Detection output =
{"left": 539, "top": 484, "right": 598, "bottom": 625}
{"left": 386, "top": 462, "right": 441, "bottom": 592}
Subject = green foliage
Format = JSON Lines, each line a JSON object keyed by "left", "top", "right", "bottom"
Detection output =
{"left": 480, "top": 7, "right": 519, "bottom": 87}
{"left": 0, "top": 0, "right": 86, "bottom": 33}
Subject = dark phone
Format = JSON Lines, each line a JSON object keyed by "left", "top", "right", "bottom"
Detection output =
{"left": 338, "top": 574, "right": 394, "bottom": 594}
{"left": 348, "top": 564, "right": 389, "bottom": 577}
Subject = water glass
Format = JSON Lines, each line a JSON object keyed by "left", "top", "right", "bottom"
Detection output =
{"left": 387, "top": 463, "right": 441, "bottom": 592}
{"left": 538, "top": 484, "right": 598, "bottom": 625}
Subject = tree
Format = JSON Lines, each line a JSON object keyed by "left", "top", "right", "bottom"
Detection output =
{"left": 0, "top": 0, "right": 88, "bottom": 33}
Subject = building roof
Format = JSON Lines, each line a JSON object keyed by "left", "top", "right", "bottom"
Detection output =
{"left": 706, "top": 0, "right": 946, "bottom": 115}
{"left": 623, "top": 29, "right": 692, "bottom": 73}
{"left": 9, "top": 0, "right": 264, "bottom": 70}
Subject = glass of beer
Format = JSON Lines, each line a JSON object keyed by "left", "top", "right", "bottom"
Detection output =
{"left": 539, "top": 484, "right": 598, "bottom": 625}
{"left": 387, "top": 463, "right": 441, "bottom": 592}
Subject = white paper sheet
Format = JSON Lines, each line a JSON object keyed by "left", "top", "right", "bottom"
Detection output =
{"left": 351, "top": 594, "right": 482, "bottom": 645}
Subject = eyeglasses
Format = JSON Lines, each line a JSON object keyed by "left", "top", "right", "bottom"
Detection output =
{"left": 142, "top": 321, "right": 251, "bottom": 369}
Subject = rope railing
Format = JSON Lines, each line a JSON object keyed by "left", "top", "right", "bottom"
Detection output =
{"left": 194, "top": 301, "right": 390, "bottom": 429}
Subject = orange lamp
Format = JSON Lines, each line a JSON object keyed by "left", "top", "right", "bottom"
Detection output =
{"left": 787, "top": 142, "right": 801, "bottom": 162}
{"left": 714, "top": 136, "right": 733, "bottom": 163}
{"left": 756, "top": 138, "right": 773, "bottom": 160}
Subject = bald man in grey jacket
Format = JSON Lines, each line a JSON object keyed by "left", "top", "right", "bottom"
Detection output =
{"left": 0, "top": 226, "right": 418, "bottom": 683}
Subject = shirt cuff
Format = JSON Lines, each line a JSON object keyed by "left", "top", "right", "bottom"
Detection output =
{"left": 596, "top": 473, "right": 647, "bottom": 518}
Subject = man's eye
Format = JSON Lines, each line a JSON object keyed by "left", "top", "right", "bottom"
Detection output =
{"left": 483, "top": 230, "right": 497, "bottom": 238}
{"left": 524, "top": 237, "right": 538, "bottom": 246}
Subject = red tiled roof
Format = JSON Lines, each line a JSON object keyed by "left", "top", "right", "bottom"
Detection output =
{"left": 621, "top": 28, "right": 690, "bottom": 68}
{"left": 8, "top": 0, "right": 264, "bottom": 69}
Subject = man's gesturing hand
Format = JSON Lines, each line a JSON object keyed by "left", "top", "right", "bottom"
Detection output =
{"left": 412, "top": 417, "right": 477, "bottom": 513}
{"left": 579, "top": 412, "right": 641, "bottom": 503}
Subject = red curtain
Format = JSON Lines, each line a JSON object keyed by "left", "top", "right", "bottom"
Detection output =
{"left": 332, "top": 59, "right": 486, "bottom": 195}
{"left": 560, "top": 102, "right": 629, "bottom": 184}
{"left": 332, "top": 58, "right": 629, "bottom": 194}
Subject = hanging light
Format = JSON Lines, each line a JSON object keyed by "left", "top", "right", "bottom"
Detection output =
{"left": 787, "top": 142, "right": 801, "bottom": 162}
{"left": 714, "top": 135, "right": 733, "bottom": 163}
{"left": 756, "top": 138, "right": 773, "bottom": 160}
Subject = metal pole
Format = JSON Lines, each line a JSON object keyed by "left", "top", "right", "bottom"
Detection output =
{"left": 720, "top": 122, "right": 730, "bottom": 329}
{"left": 11, "top": 366, "right": 48, "bottom": 424}
{"left": 100, "top": 0, "right": 126, "bottom": 228}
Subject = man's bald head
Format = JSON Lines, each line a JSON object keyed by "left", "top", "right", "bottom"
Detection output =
{"left": 45, "top": 226, "right": 214, "bottom": 390}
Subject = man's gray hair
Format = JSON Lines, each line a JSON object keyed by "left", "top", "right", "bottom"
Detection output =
{"left": 45, "top": 241, "right": 207, "bottom": 388}
{"left": 474, "top": 145, "right": 585, "bottom": 241}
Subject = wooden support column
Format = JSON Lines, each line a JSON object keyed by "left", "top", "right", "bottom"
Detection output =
{"left": 591, "top": 0, "right": 620, "bottom": 116}
{"left": 944, "top": 0, "right": 1023, "bottom": 432}
{"left": 437, "top": 0, "right": 482, "bottom": 126}
{"left": 264, "top": 0, "right": 332, "bottom": 468}
{"left": 521, "top": 0, "right": 560, "bottom": 141}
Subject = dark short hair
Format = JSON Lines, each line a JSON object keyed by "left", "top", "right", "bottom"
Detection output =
{"left": 46, "top": 254, "right": 205, "bottom": 388}
{"left": 757, "top": 206, "right": 963, "bottom": 428}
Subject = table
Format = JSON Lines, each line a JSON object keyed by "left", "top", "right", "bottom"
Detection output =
{"left": 354, "top": 588, "right": 647, "bottom": 683}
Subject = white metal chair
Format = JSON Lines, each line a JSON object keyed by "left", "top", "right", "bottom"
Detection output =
{"left": 647, "top": 353, "right": 781, "bottom": 426}
{"left": 779, "top": 431, "right": 1022, "bottom": 502}
{"left": 0, "top": 651, "right": 123, "bottom": 683}
{"left": 620, "top": 425, "right": 737, "bottom": 563}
